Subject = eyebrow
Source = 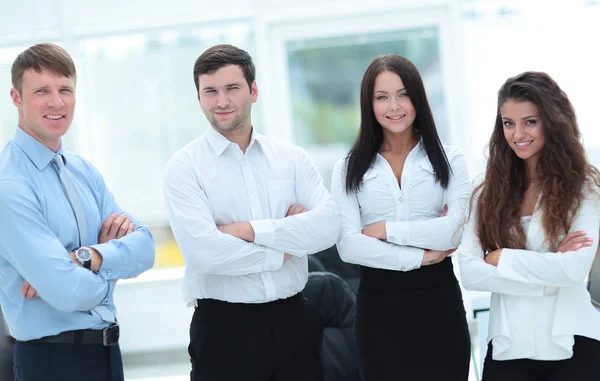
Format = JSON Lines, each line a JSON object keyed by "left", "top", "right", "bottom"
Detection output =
{"left": 374, "top": 88, "right": 406, "bottom": 94}
{"left": 502, "top": 115, "right": 539, "bottom": 121}
{"left": 202, "top": 83, "right": 243, "bottom": 91}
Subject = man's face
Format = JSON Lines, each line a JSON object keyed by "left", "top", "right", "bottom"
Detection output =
{"left": 197, "top": 64, "right": 257, "bottom": 136}
{"left": 10, "top": 69, "right": 76, "bottom": 152}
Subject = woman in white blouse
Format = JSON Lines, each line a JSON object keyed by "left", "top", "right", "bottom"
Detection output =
{"left": 458, "top": 71, "right": 600, "bottom": 380}
{"left": 331, "top": 54, "right": 471, "bottom": 380}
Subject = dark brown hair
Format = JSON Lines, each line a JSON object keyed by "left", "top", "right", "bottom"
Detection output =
{"left": 11, "top": 43, "right": 76, "bottom": 93}
{"left": 473, "top": 71, "right": 600, "bottom": 251}
{"left": 193, "top": 44, "right": 255, "bottom": 94}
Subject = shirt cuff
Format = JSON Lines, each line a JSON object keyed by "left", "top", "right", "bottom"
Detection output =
{"left": 399, "top": 248, "right": 424, "bottom": 272}
{"left": 386, "top": 221, "right": 410, "bottom": 246}
{"left": 496, "top": 248, "right": 521, "bottom": 281}
{"left": 90, "top": 243, "right": 120, "bottom": 280}
{"left": 263, "top": 247, "right": 285, "bottom": 272}
{"left": 250, "top": 219, "right": 275, "bottom": 247}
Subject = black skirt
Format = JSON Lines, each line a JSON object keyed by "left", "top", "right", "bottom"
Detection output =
{"left": 355, "top": 257, "right": 471, "bottom": 381}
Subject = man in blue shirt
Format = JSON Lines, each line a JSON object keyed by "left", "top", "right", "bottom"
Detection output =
{"left": 0, "top": 43, "right": 155, "bottom": 381}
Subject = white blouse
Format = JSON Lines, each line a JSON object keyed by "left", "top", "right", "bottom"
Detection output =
{"left": 458, "top": 187, "right": 600, "bottom": 361}
{"left": 331, "top": 142, "right": 470, "bottom": 271}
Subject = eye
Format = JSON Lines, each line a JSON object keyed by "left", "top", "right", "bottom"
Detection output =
{"left": 35, "top": 89, "right": 47, "bottom": 94}
{"left": 227, "top": 86, "right": 240, "bottom": 91}
{"left": 60, "top": 89, "right": 73, "bottom": 93}
{"left": 399, "top": 92, "right": 409, "bottom": 98}
{"left": 376, "top": 95, "right": 388, "bottom": 100}
{"left": 502, "top": 121, "right": 514, "bottom": 127}
{"left": 525, "top": 119, "right": 537, "bottom": 125}
{"left": 204, "top": 89, "right": 216, "bottom": 94}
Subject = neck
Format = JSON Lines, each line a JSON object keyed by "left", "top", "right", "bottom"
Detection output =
{"left": 525, "top": 156, "right": 538, "bottom": 182}
{"left": 380, "top": 128, "right": 417, "bottom": 154}
{"left": 18, "top": 123, "right": 61, "bottom": 153}
{"left": 216, "top": 124, "right": 252, "bottom": 153}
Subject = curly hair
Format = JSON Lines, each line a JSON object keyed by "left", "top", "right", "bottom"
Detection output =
{"left": 473, "top": 71, "right": 600, "bottom": 251}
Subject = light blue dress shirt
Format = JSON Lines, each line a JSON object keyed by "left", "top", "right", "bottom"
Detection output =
{"left": 0, "top": 127, "right": 155, "bottom": 341}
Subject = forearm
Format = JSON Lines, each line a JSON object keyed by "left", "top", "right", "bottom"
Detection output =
{"left": 250, "top": 199, "right": 340, "bottom": 256}
{"left": 338, "top": 232, "right": 424, "bottom": 271}
{"left": 90, "top": 224, "right": 155, "bottom": 280}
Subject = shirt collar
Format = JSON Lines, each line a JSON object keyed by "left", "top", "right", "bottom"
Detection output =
{"left": 12, "top": 126, "right": 65, "bottom": 171}
{"left": 205, "top": 126, "right": 261, "bottom": 156}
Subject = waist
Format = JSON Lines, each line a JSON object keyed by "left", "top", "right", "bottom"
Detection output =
{"left": 196, "top": 292, "right": 305, "bottom": 314}
{"left": 17, "top": 324, "right": 120, "bottom": 346}
{"left": 359, "top": 257, "right": 457, "bottom": 293}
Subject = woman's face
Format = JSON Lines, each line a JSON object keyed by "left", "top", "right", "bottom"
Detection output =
{"left": 372, "top": 71, "right": 416, "bottom": 135}
{"left": 501, "top": 99, "right": 545, "bottom": 165}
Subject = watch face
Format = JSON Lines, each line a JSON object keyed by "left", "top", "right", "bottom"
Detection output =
{"left": 77, "top": 248, "right": 92, "bottom": 261}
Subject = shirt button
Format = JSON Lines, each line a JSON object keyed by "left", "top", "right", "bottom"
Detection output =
{"left": 389, "top": 236, "right": 395, "bottom": 241}
{"left": 401, "top": 267, "right": 406, "bottom": 271}
{"left": 399, "top": 197, "right": 404, "bottom": 202}
{"left": 402, "top": 239, "right": 407, "bottom": 244}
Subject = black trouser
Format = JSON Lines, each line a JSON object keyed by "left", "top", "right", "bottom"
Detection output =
{"left": 189, "top": 293, "right": 324, "bottom": 381}
{"left": 482, "top": 336, "right": 600, "bottom": 381}
{"left": 12, "top": 341, "right": 123, "bottom": 381}
{"left": 356, "top": 258, "right": 471, "bottom": 381}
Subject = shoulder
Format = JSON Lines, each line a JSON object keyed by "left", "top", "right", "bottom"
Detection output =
{"left": 441, "top": 143, "right": 463, "bottom": 162}
{"left": 165, "top": 136, "right": 207, "bottom": 171}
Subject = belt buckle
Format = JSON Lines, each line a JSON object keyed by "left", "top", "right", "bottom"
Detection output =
{"left": 102, "top": 324, "right": 120, "bottom": 347}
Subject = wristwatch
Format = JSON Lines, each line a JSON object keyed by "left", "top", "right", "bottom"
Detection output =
{"left": 75, "top": 247, "right": 93, "bottom": 270}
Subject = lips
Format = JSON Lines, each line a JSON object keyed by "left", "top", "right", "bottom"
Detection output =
{"left": 386, "top": 114, "right": 406, "bottom": 121}
{"left": 45, "top": 115, "right": 65, "bottom": 120}
{"left": 515, "top": 140, "right": 533, "bottom": 148}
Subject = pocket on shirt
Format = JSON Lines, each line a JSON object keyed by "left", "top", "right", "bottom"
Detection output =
{"left": 267, "top": 180, "right": 296, "bottom": 218}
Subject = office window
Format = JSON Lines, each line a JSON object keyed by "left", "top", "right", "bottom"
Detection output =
{"left": 286, "top": 27, "right": 447, "bottom": 148}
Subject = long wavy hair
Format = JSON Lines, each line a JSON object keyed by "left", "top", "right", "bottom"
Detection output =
{"left": 345, "top": 54, "right": 450, "bottom": 193}
{"left": 473, "top": 71, "right": 600, "bottom": 251}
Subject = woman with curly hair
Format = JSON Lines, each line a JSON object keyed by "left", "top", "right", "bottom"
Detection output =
{"left": 458, "top": 71, "right": 600, "bottom": 380}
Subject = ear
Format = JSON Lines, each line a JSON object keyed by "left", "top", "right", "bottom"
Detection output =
{"left": 10, "top": 88, "right": 22, "bottom": 109}
{"left": 251, "top": 81, "right": 258, "bottom": 103}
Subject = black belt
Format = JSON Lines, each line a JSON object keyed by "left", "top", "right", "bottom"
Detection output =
{"left": 21, "top": 324, "right": 120, "bottom": 346}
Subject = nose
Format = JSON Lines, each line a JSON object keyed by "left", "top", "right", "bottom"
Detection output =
{"left": 47, "top": 90, "right": 64, "bottom": 108}
{"left": 514, "top": 123, "right": 527, "bottom": 140}
{"left": 216, "top": 91, "right": 229, "bottom": 108}
{"left": 389, "top": 96, "right": 401, "bottom": 112}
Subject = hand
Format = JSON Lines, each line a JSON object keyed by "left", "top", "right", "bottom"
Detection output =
{"left": 421, "top": 249, "right": 452, "bottom": 266}
{"left": 484, "top": 248, "right": 502, "bottom": 266}
{"left": 440, "top": 204, "right": 448, "bottom": 217}
{"left": 284, "top": 253, "right": 294, "bottom": 261}
{"left": 286, "top": 204, "right": 307, "bottom": 217}
{"left": 218, "top": 222, "right": 255, "bottom": 242}
{"left": 99, "top": 213, "right": 134, "bottom": 244}
{"left": 557, "top": 231, "right": 594, "bottom": 253}
{"left": 20, "top": 281, "right": 39, "bottom": 300}
{"left": 361, "top": 222, "right": 386, "bottom": 240}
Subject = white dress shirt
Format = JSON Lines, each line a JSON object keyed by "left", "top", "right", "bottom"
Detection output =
{"left": 331, "top": 142, "right": 470, "bottom": 271}
{"left": 164, "top": 127, "right": 340, "bottom": 305}
{"left": 458, "top": 185, "right": 600, "bottom": 361}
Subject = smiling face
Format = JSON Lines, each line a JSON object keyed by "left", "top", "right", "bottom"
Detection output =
{"left": 10, "top": 69, "right": 75, "bottom": 152}
{"left": 197, "top": 64, "right": 257, "bottom": 137}
{"left": 501, "top": 99, "right": 546, "bottom": 170}
{"left": 372, "top": 70, "right": 416, "bottom": 135}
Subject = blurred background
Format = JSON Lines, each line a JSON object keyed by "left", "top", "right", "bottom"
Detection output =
{"left": 1, "top": 0, "right": 600, "bottom": 380}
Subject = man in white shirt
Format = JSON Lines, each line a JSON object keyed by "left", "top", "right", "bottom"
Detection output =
{"left": 164, "top": 44, "right": 340, "bottom": 381}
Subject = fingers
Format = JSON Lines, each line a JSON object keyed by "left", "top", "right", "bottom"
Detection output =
{"left": 20, "top": 281, "right": 29, "bottom": 296}
{"left": 440, "top": 204, "right": 448, "bottom": 217}
{"left": 100, "top": 213, "right": 119, "bottom": 237}
{"left": 446, "top": 248, "right": 457, "bottom": 255}
{"left": 100, "top": 213, "right": 131, "bottom": 243}
{"left": 284, "top": 253, "right": 293, "bottom": 261}
{"left": 20, "top": 281, "right": 39, "bottom": 300}
{"left": 286, "top": 205, "right": 307, "bottom": 217}
{"left": 116, "top": 218, "right": 133, "bottom": 239}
